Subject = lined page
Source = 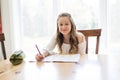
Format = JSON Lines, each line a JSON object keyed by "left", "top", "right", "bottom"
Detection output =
{"left": 42, "top": 54, "right": 80, "bottom": 62}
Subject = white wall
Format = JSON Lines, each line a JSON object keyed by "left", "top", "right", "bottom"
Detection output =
{"left": 108, "top": 0, "right": 120, "bottom": 53}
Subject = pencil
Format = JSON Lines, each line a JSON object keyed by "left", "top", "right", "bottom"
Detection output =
{"left": 35, "top": 44, "right": 41, "bottom": 55}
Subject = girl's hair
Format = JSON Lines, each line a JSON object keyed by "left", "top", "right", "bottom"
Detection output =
{"left": 56, "top": 13, "right": 79, "bottom": 54}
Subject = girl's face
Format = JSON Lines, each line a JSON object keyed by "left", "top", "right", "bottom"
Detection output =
{"left": 57, "top": 17, "right": 71, "bottom": 35}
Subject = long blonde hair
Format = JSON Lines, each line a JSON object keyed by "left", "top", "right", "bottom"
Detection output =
{"left": 56, "top": 13, "right": 79, "bottom": 54}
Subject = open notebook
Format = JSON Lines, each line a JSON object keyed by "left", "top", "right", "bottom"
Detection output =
{"left": 42, "top": 54, "right": 80, "bottom": 62}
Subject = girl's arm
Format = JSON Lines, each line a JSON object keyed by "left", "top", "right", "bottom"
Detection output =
{"left": 43, "top": 35, "right": 57, "bottom": 54}
{"left": 36, "top": 35, "right": 57, "bottom": 61}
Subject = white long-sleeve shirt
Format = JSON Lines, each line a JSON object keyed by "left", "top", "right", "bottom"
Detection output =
{"left": 42, "top": 32, "right": 86, "bottom": 55}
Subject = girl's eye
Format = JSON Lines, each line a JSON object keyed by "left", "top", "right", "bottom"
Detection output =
{"left": 65, "top": 23, "right": 68, "bottom": 25}
{"left": 60, "top": 24, "right": 63, "bottom": 26}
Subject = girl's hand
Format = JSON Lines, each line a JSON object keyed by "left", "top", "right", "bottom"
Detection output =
{"left": 35, "top": 54, "right": 44, "bottom": 61}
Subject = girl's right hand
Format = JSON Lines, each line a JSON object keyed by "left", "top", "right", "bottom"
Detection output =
{"left": 35, "top": 54, "right": 44, "bottom": 61}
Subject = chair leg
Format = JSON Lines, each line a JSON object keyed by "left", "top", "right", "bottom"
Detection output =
{"left": 1, "top": 41, "right": 7, "bottom": 59}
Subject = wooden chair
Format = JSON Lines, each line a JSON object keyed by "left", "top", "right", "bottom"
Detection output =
{"left": 77, "top": 29, "right": 101, "bottom": 54}
{"left": 0, "top": 33, "right": 7, "bottom": 59}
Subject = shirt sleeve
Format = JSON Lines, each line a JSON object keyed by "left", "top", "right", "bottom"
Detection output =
{"left": 42, "top": 35, "right": 57, "bottom": 55}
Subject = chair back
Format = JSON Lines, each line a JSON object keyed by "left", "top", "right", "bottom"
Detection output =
{"left": 77, "top": 29, "right": 101, "bottom": 54}
{"left": 0, "top": 33, "right": 7, "bottom": 59}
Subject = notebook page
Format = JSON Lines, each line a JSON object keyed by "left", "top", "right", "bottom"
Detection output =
{"left": 42, "top": 54, "right": 80, "bottom": 62}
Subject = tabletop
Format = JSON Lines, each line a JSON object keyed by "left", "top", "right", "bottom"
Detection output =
{"left": 0, "top": 54, "right": 120, "bottom": 80}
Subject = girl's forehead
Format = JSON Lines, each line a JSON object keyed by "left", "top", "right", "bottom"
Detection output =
{"left": 58, "top": 17, "right": 70, "bottom": 22}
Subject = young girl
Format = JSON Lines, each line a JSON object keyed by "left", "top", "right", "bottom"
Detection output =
{"left": 35, "top": 13, "right": 86, "bottom": 61}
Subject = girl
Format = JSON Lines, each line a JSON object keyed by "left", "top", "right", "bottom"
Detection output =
{"left": 36, "top": 13, "right": 86, "bottom": 61}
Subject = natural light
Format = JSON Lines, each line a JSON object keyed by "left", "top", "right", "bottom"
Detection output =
{"left": 19, "top": 0, "right": 101, "bottom": 58}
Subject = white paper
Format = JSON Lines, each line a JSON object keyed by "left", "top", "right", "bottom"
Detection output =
{"left": 42, "top": 54, "right": 80, "bottom": 62}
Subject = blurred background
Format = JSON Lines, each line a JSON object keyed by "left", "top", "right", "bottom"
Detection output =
{"left": 0, "top": 0, "right": 120, "bottom": 60}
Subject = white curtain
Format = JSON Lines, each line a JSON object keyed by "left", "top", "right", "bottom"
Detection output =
{"left": 3, "top": 0, "right": 115, "bottom": 60}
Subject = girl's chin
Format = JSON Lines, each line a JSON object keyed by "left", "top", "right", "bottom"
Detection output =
{"left": 61, "top": 32, "right": 69, "bottom": 35}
